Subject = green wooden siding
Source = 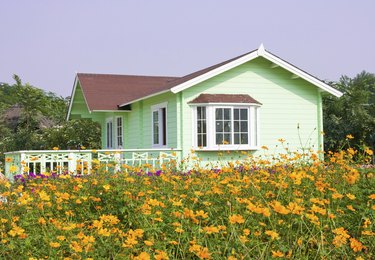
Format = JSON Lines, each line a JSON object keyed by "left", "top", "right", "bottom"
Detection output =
{"left": 181, "top": 57, "right": 321, "bottom": 159}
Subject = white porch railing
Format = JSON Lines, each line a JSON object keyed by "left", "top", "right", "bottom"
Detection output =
{"left": 4, "top": 149, "right": 181, "bottom": 179}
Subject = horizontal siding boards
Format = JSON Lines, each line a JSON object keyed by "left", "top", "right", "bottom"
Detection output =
{"left": 125, "top": 92, "right": 178, "bottom": 149}
{"left": 126, "top": 102, "right": 142, "bottom": 148}
{"left": 181, "top": 57, "right": 320, "bottom": 159}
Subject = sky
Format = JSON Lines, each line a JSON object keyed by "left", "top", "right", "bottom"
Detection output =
{"left": 1, "top": 0, "right": 374, "bottom": 97}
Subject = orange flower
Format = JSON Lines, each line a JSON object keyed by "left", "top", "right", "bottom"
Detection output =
{"left": 349, "top": 238, "right": 365, "bottom": 252}
{"left": 229, "top": 214, "right": 245, "bottom": 224}
{"left": 265, "top": 230, "right": 280, "bottom": 240}
{"left": 271, "top": 250, "right": 284, "bottom": 258}
{"left": 49, "top": 242, "right": 60, "bottom": 248}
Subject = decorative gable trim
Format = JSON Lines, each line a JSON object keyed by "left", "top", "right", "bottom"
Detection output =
{"left": 66, "top": 76, "right": 92, "bottom": 121}
{"left": 171, "top": 44, "right": 343, "bottom": 98}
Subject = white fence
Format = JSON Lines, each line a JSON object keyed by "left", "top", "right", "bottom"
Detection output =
{"left": 4, "top": 149, "right": 181, "bottom": 179}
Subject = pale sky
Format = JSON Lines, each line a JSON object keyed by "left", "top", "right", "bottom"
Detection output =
{"left": 1, "top": 0, "right": 374, "bottom": 97}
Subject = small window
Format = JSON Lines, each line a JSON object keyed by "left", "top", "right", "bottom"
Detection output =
{"left": 197, "top": 106, "right": 207, "bottom": 147}
{"left": 106, "top": 119, "right": 113, "bottom": 149}
{"left": 152, "top": 103, "right": 167, "bottom": 147}
{"left": 116, "top": 117, "right": 123, "bottom": 148}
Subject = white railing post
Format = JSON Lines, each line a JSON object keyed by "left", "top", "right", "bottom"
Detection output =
{"left": 68, "top": 152, "right": 76, "bottom": 174}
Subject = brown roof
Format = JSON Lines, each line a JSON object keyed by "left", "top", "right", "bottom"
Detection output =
{"left": 165, "top": 50, "right": 254, "bottom": 89}
{"left": 75, "top": 50, "right": 258, "bottom": 111}
{"left": 188, "top": 94, "right": 261, "bottom": 104}
{"left": 77, "top": 74, "right": 178, "bottom": 111}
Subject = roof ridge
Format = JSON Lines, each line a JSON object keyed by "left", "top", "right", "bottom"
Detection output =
{"left": 77, "top": 72, "right": 179, "bottom": 79}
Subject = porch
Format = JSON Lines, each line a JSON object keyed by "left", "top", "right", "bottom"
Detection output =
{"left": 4, "top": 148, "right": 181, "bottom": 179}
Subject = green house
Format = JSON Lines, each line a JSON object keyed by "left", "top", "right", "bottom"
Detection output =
{"left": 67, "top": 44, "right": 342, "bottom": 165}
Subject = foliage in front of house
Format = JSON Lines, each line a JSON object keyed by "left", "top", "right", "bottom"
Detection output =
{"left": 0, "top": 75, "right": 101, "bottom": 162}
{"left": 0, "top": 147, "right": 374, "bottom": 259}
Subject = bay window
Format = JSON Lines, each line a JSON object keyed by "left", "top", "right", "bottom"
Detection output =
{"left": 190, "top": 94, "right": 261, "bottom": 150}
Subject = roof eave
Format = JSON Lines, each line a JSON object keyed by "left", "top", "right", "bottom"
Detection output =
{"left": 118, "top": 89, "right": 171, "bottom": 107}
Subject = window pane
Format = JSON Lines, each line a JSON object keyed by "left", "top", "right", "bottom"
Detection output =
{"left": 234, "top": 109, "right": 239, "bottom": 120}
{"left": 224, "top": 108, "right": 230, "bottom": 120}
{"left": 241, "top": 121, "right": 248, "bottom": 132}
{"left": 198, "top": 135, "right": 202, "bottom": 146}
{"left": 241, "top": 133, "right": 248, "bottom": 144}
{"left": 234, "top": 121, "right": 239, "bottom": 132}
{"left": 216, "top": 121, "right": 223, "bottom": 132}
{"left": 224, "top": 134, "right": 231, "bottom": 143}
{"left": 240, "top": 109, "right": 248, "bottom": 120}
{"left": 197, "top": 107, "right": 207, "bottom": 147}
{"left": 216, "top": 108, "right": 223, "bottom": 120}
{"left": 153, "top": 111, "right": 159, "bottom": 144}
{"left": 234, "top": 133, "right": 240, "bottom": 144}
{"left": 197, "top": 107, "right": 202, "bottom": 119}
{"left": 224, "top": 121, "right": 231, "bottom": 132}
{"left": 216, "top": 133, "right": 223, "bottom": 144}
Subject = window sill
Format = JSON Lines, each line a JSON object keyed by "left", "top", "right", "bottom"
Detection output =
{"left": 192, "top": 146, "right": 260, "bottom": 151}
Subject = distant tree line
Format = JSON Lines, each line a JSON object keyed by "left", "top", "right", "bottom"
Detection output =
{"left": 0, "top": 75, "right": 101, "bottom": 162}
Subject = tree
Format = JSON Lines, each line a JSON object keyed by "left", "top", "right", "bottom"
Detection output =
{"left": 323, "top": 71, "right": 375, "bottom": 151}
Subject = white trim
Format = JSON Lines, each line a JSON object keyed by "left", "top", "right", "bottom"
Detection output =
{"left": 119, "top": 89, "right": 170, "bottom": 107}
{"left": 151, "top": 102, "right": 168, "bottom": 148}
{"left": 189, "top": 102, "right": 262, "bottom": 107}
{"left": 66, "top": 76, "right": 92, "bottom": 121}
{"left": 191, "top": 104, "right": 260, "bottom": 150}
{"left": 171, "top": 51, "right": 259, "bottom": 94}
{"left": 170, "top": 44, "right": 343, "bottom": 98}
{"left": 106, "top": 117, "right": 114, "bottom": 149}
{"left": 115, "top": 116, "right": 124, "bottom": 149}
{"left": 92, "top": 110, "right": 131, "bottom": 113}
{"left": 261, "top": 51, "right": 343, "bottom": 97}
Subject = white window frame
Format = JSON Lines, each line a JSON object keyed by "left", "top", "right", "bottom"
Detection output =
{"left": 106, "top": 118, "right": 113, "bottom": 149}
{"left": 115, "top": 116, "right": 123, "bottom": 149}
{"left": 191, "top": 103, "right": 260, "bottom": 150}
{"left": 151, "top": 102, "right": 168, "bottom": 148}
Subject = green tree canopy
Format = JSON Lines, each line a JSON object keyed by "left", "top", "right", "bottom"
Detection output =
{"left": 323, "top": 71, "right": 375, "bottom": 151}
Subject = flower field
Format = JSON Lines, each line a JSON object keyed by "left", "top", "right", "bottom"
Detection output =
{"left": 0, "top": 149, "right": 374, "bottom": 259}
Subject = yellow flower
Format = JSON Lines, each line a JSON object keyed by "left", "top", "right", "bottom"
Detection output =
{"left": 134, "top": 252, "right": 150, "bottom": 260}
{"left": 9, "top": 165, "right": 18, "bottom": 173}
{"left": 346, "top": 134, "right": 354, "bottom": 139}
{"left": 271, "top": 250, "right": 284, "bottom": 258}
{"left": 265, "top": 230, "right": 280, "bottom": 240}
{"left": 38, "top": 217, "right": 46, "bottom": 225}
{"left": 38, "top": 191, "right": 50, "bottom": 202}
{"left": 53, "top": 146, "right": 59, "bottom": 150}
{"left": 103, "top": 184, "right": 111, "bottom": 191}
{"left": 203, "top": 226, "right": 220, "bottom": 234}
{"left": 144, "top": 240, "right": 154, "bottom": 246}
{"left": 154, "top": 250, "right": 169, "bottom": 260}
{"left": 175, "top": 227, "right": 184, "bottom": 233}
{"left": 229, "top": 214, "right": 245, "bottom": 224}
{"left": 49, "top": 242, "right": 60, "bottom": 248}
{"left": 365, "top": 148, "right": 373, "bottom": 155}
{"left": 57, "top": 236, "right": 65, "bottom": 241}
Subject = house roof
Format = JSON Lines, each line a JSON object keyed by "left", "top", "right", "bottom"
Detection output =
{"left": 188, "top": 94, "right": 262, "bottom": 105}
{"left": 67, "top": 44, "right": 343, "bottom": 119}
{"left": 76, "top": 73, "right": 178, "bottom": 111}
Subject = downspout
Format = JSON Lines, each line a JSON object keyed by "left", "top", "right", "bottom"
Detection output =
{"left": 317, "top": 91, "right": 324, "bottom": 159}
